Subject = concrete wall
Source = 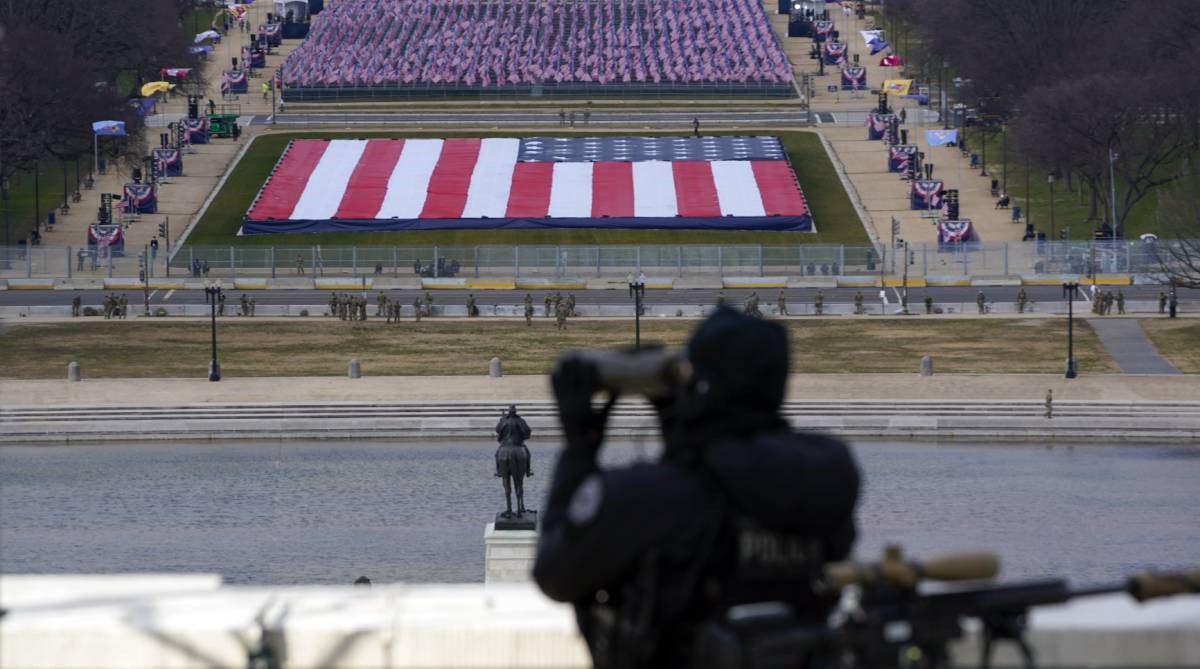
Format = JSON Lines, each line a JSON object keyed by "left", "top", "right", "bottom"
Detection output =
{"left": 2, "top": 575, "right": 1197, "bottom": 668}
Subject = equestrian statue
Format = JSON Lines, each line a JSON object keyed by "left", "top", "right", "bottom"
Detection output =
{"left": 495, "top": 404, "right": 534, "bottom": 520}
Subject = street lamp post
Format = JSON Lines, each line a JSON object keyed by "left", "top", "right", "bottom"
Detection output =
{"left": 1047, "top": 172, "right": 1057, "bottom": 245}
{"left": 1063, "top": 281, "right": 1078, "bottom": 379}
{"left": 629, "top": 279, "right": 646, "bottom": 349}
{"left": 204, "top": 283, "right": 223, "bottom": 381}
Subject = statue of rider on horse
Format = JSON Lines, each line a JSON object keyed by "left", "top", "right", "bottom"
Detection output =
{"left": 495, "top": 404, "right": 534, "bottom": 519}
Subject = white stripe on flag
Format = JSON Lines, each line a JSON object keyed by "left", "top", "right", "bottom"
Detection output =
{"left": 547, "top": 162, "right": 593, "bottom": 218}
{"left": 377, "top": 139, "right": 444, "bottom": 219}
{"left": 632, "top": 161, "right": 678, "bottom": 217}
{"left": 711, "top": 160, "right": 766, "bottom": 217}
{"left": 461, "top": 138, "right": 521, "bottom": 218}
{"left": 290, "top": 140, "right": 369, "bottom": 220}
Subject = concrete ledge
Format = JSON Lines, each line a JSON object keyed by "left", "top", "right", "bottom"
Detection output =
{"left": 315, "top": 277, "right": 373, "bottom": 290}
{"left": 421, "top": 278, "right": 467, "bottom": 289}
{"left": 973, "top": 278, "right": 1021, "bottom": 287}
{"left": 1, "top": 577, "right": 1195, "bottom": 669}
{"left": 232, "top": 278, "right": 268, "bottom": 290}
{"left": 1021, "top": 275, "right": 1084, "bottom": 286}
{"left": 723, "top": 276, "right": 788, "bottom": 288}
{"left": 6, "top": 279, "right": 57, "bottom": 290}
{"left": 149, "top": 281, "right": 186, "bottom": 290}
{"left": 101, "top": 279, "right": 145, "bottom": 290}
{"left": 790, "top": 277, "right": 839, "bottom": 288}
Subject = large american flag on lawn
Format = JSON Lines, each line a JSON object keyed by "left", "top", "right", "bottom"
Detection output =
{"left": 245, "top": 137, "right": 810, "bottom": 223}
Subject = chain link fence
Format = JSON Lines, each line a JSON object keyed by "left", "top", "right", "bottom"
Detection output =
{"left": 0, "top": 240, "right": 1184, "bottom": 281}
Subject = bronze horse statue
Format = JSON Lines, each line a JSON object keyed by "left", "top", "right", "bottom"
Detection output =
{"left": 495, "top": 405, "right": 534, "bottom": 517}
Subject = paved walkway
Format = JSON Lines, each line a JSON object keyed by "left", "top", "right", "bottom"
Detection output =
{"left": 3, "top": 374, "right": 1197, "bottom": 407}
{"left": 1086, "top": 319, "right": 1179, "bottom": 374}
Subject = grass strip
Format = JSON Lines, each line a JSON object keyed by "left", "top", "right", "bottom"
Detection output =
{"left": 0, "top": 317, "right": 1115, "bottom": 379}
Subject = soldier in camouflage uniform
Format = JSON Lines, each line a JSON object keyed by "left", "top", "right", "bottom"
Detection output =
{"left": 1017, "top": 288, "right": 1028, "bottom": 314}
{"left": 777, "top": 290, "right": 787, "bottom": 316}
{"left": 424, "top": 291, "right": 434, "bottom": 317}
{"left": 976, "top": 291, "right": 986, "bottom": 314}
{"left": 467, "top": 293, "right": 479, "bottom": 317}
{"left": 329, "top": 292, "right": 338, "bottom": 317}
{"left": 1116, "top": 290, "right": 1125, "bottom": 315}
{"left": 377, "top": 292, "right": 388, "bottom": 317}
{"left": 555, "top": 301, "right": 567, "bottom": 330}
{"left": 815, "top": 289, "right": 824, "bottom": 316}
{"left": 923, "top": 293, "right": 933, "bottom": 314}
{"left": 565, "top": 293, "right": 576, "bottom": 317}
{"left": 413, "top": 295, "right": 423, "bottom": 321}
{"left": 544, "top": 293, "right": 552, "bottom": 318}
{"left": 853, "top": 291, "right": 863, "bottom": 315}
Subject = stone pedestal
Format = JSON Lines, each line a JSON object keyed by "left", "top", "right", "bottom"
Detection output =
{"left": 484, "top": 521, "right": 539, "bottom": 584}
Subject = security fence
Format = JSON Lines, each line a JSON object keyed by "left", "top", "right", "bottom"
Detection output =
{"left": 0, "top": 240, "right": 1187, "bottom": 282}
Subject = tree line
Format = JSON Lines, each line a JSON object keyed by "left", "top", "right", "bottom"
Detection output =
{"left": 0, "top": 0, "right": 210, "bottom": 187}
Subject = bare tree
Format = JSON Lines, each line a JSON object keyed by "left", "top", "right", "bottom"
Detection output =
{"left": 1154, "top": 171, "right": 1200, "bottom": 288}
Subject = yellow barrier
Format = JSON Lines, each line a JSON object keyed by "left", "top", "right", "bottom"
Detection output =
{"left": 884, "top": 278, "right": 926, "bottom": 288}
{"left": 1091, "top": 274, "right": 1134, "bottom": 286}
{"left": 925, "top": 278, "right": 971, "bottom": 287}
{"left": 469, "top": 280, "right": 519, "bottom": 290}
{"left": 1020, "top": 278, "right": 1066, "bottom": 286}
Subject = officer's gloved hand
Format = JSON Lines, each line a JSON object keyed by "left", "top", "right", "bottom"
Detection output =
{"left": 552, "top": 355, "right": 616, "bottom": 456}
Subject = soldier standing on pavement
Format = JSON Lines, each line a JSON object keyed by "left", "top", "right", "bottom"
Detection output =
{"left": 424, "top": 291, "right": 434, "bottom": 317}
{"left": 976, "top": 290, "right": 986, "bottom": 314}
{"left": 118, "top": 294, "right": 128, "bottom": 318}
{"left": 240, "top": 293, "right": 249, "bottom": 316}
{"left": 1159, "top": 291, "right": 1168, "bottom": 314}
{"left": 413, "top": 295, "right": 423, "bottom": 321}
{"left": 924, "top": 293, "right": 933, "bottom": 314}
{"left": 1116, "top": 290, "right": 1125, "bottom": 315}
{"left": 329, "top": 292, "right": 337, "bottom": 316}
{"left": 814, "top": 289, "right": 824, "bottom": 315}
{"left": 1017, "top": 288, "right": 1028, "bottom": 314}
{"left": 543, "top": 293, "right": 552, "bottom": 318}
{"left": 71, "top": 295, "right": 81, "bottom": 317}
{"left": 716, "top": 290, "right": 727, "bottom": 308}
{"left": 249, "top": 296, "right": 256, "bottom": 317}
{"left": 555, "top": 301, "right": 567, "bottom": 330}
{"left": 467, "top": 293, "right": 479, "bottom": 317}
{"left": 552, "top": 291, "right": 563, "bottom": 315}
{"left": 524, "top": 298, "right": 534, "bottom": 325}
{"left": 565, "top": 292, "right": 576, "bottom": 317}
{"left": 853, "top": 291, "right": 863, "bottom": 315}
{"left": 777, "top": 290, "right": 787, "bottom": 316}
{"left": 358, "top": 297, "right": 367, "bottom": 321}
{"left": 1045, "top": 389, "right": 1053, "bottom": 419}
{"left": 377, "top": 291, "right": 387, "bottom": 317}
{"left": 218, "top": 292, "right": 226, "bottom": 316}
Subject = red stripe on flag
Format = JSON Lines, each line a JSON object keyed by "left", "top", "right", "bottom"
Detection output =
{"left": 247, "top": 140, "right": 329, "bottom": 220}
{"left": 750, "top": 160, "right": 809, "bottom": 216}
{"left": 671, "top": 161, "right": 721, "bottom": 217}
{"left": 505, "top": 162, "right": 554, "bottom": 218}
{"left": 333, "top": 139, "right": 405, "bottom": 219}
{"left": 419, "top": 138, "right": 482, "bottom": 219}
{"left": 591, "top": 162, "right": 634, "bottom": 218}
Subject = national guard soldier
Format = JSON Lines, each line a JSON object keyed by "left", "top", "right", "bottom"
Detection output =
{"left": 553, "top": 291, "right": 563, "bottom": 315}
{"left": 814, "top": 289, "right": 824, "bottom": 315}
{"left": 565, "top": 293, "right": 576, "bottom": 317}
{"left": 329, "top": 292, "right": 338, "bottom": 317}
{"left": 744, "top": 291, "right": 761, "bottom": 317}
{"left": 853, "top": 290, "right": 864, "bottom": 314}
{"left": 976, "top": 290, "right": 986, "bottom": 314}
{"left": 377, "top": 291, "right": 387, "bottom": 317}
{"left": 424, "top": 291, "right": 434, "bottom": 317}
{"left": 536, "top": 307, "right": 860, "bottom": 669}
{"left": 1159, "top": 291, "right": 1168, "bottom": 314}
{"left": 1017, "top": 287, "right": 1028, "bottom": 314}
{"left": 467, "top": 293, "right": 479, "bottom": 317}
{"left": 218, "top": 291, "right": 226, "bottom": 317}
{"left": 358, "top": 296, "right": 367, "bottom": 321}
{"left": 71, "top": 295, "right": 81, "bottom": 317}
{"left": 924, "top": 293, "right": 933, "bottom": 314}
{"left": 1045, "top": 389, "right": 1053, "bottom": 419}
{"left": 102, "top": 294, "right": 112, "bottom": 319}
{"left": 555, "top": 301, "right": 567, "bottom": 330}
{"left": 240, "top": 293, "right": 250, "bottom": 316}
{"left": 524, "top": 298, "right": 534, "bottom": 326}
{"left": 1116, "top": 290, "right": 1125, "bottom": 315}
{"left": 249, "top": 296, "right": 257, "bottom": 317}
{"left": 117, "top": 294, "right": 128, "bottom": 319}
{"left": 544, "top": 293, "right": 553, "bottom": 318}
{"left": 413, "top": 295, "right": 423, "bottom": 322}
{"left": 777, "top": 290, "right": 787, "bottom": 316}
{"left": 1103, "top": 291, "right": 1113, "bottom": 316}
{"left": 524, "top": 292, "right": 534, "bottom": 313}
{"left": 716, "top": 290, "right": 727, "bottom": 307}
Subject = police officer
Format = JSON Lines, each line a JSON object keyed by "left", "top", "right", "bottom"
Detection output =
{"left": 536, "top": 307, "right": 860, "bottom": 669}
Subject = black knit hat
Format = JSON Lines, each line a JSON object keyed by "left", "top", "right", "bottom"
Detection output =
{"left": 686, "top": 306, "right": 789, "bottom": 415}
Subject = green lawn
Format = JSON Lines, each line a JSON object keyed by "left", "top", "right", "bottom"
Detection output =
{"left": 2, "top": 158, "right": 89, "bottom": 245}
{"left": 964, "top": 126, "right": 1197, "bottom": 240}
{"left": 185, "top": 129, "right": 870, "bottom": 247}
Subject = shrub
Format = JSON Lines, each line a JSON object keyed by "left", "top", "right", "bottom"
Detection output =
{"left": 299, "top": 309, "right": 309, "bottom": 317}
